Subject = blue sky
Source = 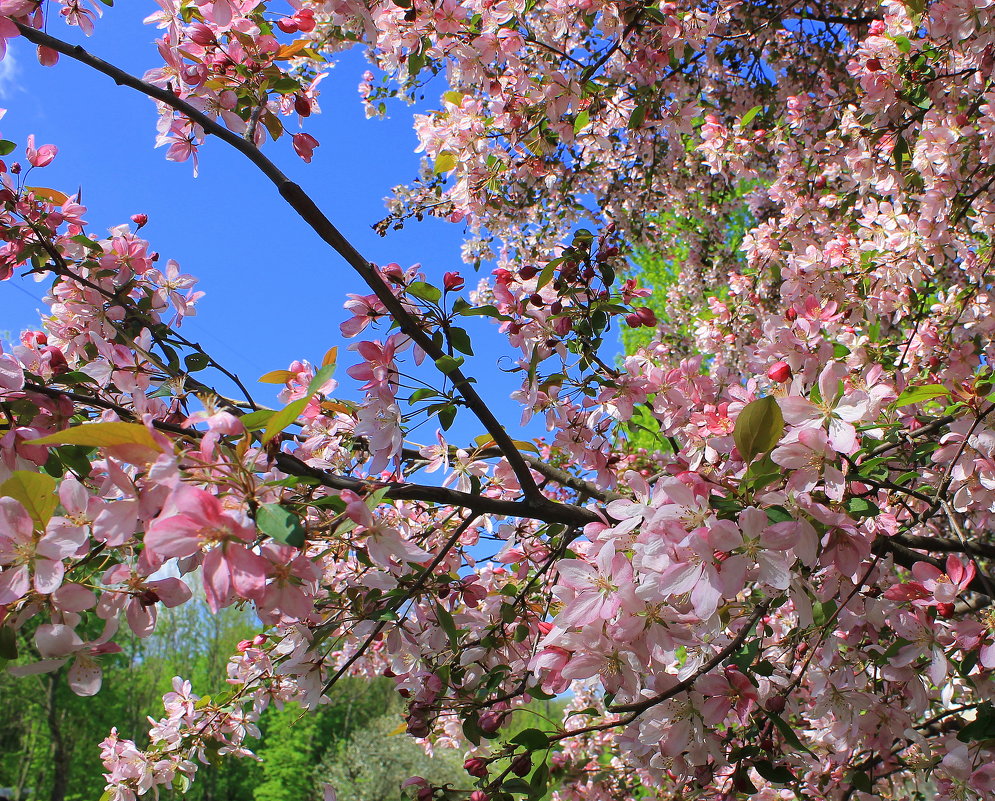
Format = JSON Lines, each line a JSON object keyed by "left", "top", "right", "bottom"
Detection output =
{"left": 0, "top": 7, "right": 553, "bottom": 448}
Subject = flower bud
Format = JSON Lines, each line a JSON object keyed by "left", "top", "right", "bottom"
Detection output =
{"left": 936, "top": 602, "right": 955, "bottom": 618}
{"left": 443, "top": 271, "right": 464, "bottom": 291}
{"left": 295, "top": 94, "right": 312, "bottom": 118}
{"left": 131, "top": 213, "right": 148, "bottom": 229}
{"left": 511, "top": 754, "right": 532, "bottom": 777}
{"left": 187, "top": 23, "right": 215, "bottom": 46}
{"left": 478, "top": 710, "right": 504, "bottom": 734}
{"left": 767, "top": 360, "right": 792, "bottom": 383}
{"left": 464, "top": 758, "right": 488, "bottom": 778}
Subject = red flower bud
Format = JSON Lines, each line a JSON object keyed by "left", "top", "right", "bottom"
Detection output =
{"left": 187, "top": 23, "right": 216, "bottom": 46}
{"left": 276, "top": 17, "right": 299, "bottom": 33}
{"left": 511, "top": 754, "right": 532, "bottom": 777}
{"left": 767, "top": 360, "right": 792, "bottom": 383}
{"left": 131, "top": 213, "right": 148, "bottom": 229}
{"left": 937, "top": 602, "right": 955, "bottom": 618}
{"left": 294, "top": 94, "right": 312, "bottom": 118}
{"left": 443, "top": 271, "right": 464, "bottom": 291}
{"left": 464, "top": 758, "right": 488, "bottom": 778}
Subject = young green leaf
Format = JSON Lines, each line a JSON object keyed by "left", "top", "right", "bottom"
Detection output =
{"left": 733, "top": 396, "right": 785, "bottom": 462}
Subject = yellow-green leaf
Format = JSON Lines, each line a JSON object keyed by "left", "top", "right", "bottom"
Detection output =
{"left": 894, "top": 384, "right": 950, "bottom": 407}
{"left": 734, "top": 396, "right": 785, "bottom": 463}
{"left": 25, "top": 186, "right": 69, "bottom": 205}
{"left": 0, "top": 471, "right": 57, "bottom": 528}
{"left": 321, "top": 346, "right": 338, "bottom": 367}
{"left": 262, "top": 398, "right": 308, "bottom": 444}
{"left": 258, "top": 369, "right": 296, "bottom": 384}
{"left": 434, "top": 152, "right": 457, "bottom": 174}
{"left": 28, "top": 422, "right": 162, "bottom": 453}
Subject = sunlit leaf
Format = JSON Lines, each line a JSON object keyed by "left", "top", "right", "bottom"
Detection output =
{"left": 29, "top": 422, "right": 162, "bottom": 453}
{"left": 733, "top": 396, "right": 784, "bottom": 462}
{"left": 0, "top": 471, "right": 57, "bottom": 528}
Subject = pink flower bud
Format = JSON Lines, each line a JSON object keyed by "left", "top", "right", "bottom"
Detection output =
{"left": 187, "top": 23, "right": 215, "bottom": 46}
{"left": 443, "top": 271, "right": 464, "bottom": 291}
{"left": 37, "top": 45, "right": 59, "bottom": 67}
{"left": 478, "top": 710, "right": 504, "bottom": 733}
{"left": 470, "top": 793, "right": 489, "bottom": 801}
{"left": 767, "top": 360, "right": 792, "bottom": 383}
{"left": 292, "top": 132, "right": 319, "bottom": 163}
{"left": 464, "top": 758, "right": 488, "bottom": 778}
{"left": 131, "top": 213, "right": 148, "bottom": 229}
{"left": 276, "top": 17, "right": 299, "bottom": 33}
{"left": 511, "top": 754, "right": 532, "bottom": 777}
{"left": 25, "top": 135, "right": 56, "bottom": 168}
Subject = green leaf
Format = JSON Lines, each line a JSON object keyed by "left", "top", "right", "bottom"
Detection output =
{"left": 894, "top": 384, "right": 949, "bottom": 407}
{"left": 510, "top": 728, "right": 550, "bottom": 750}
{"left": 306, "top": 362, "right": 337, "bottom": 395}
{"left": 448, "top": 327, "right": 474, "bottom": 356}
{"left": 434, "top": 152, "right": 457, "bottom": 174}
{"left": 957, "top": 702, "right": 995, "bottom": 742}
{"left": 850, "top": 771, "right": 874, "bottom": 793}
{"left": 239, "top": 409, "right": 276, "bottom": 431}
{"left": 628, "top": 104, "right": 647, "bottom": 129}
{"left": 529, "top": 763, "right": 549, "bottom": 799}
{"left": 893, "top": 134, "right": 911, "bottom": 171}
{"left": 184, "top": 352, "right": 211, "bottom": 372}
{"left": 0, "top": 627, "right": 17, "bottom": 660}
{"left": 741, "top": 105, "right": 762, "bottom": 127}
{"left": 812, "top": 600, "right": 837, "bottom": 626}
{"left": 255, "top": 503, "right": 306, "bottom": 548}
{"left": 845, "top": 497, "right": 880, "bottom": 518}
{"left": 434, "top": 602, "right": 459, "bottom": 645}
{"left": 407, "top": 281, "right": 442, "bottom": 303}
{"left": 456, "top": 303, "right": 513, "bottom": 321}
{"left": 573, "top": 110, "right": 590, "bottom": 134}
{"left": 270, "top": 76, "right": 301, "bottom": 95}
{"left": 28, "top": 422, "right": 163, "bottom": 453}
{"left": 753, "top": 760, "right": 795, "bottom": 784}
{"left": 767, "top": 711, "right": 815, "bottom": 756}
{"left": 438, "top": 404, "right": 457, "bottom": 430}
{"left": 0, "top": 471, "right": 58, "bottom": 529}
{"left": 435, "top": 355, "right": 465, "bottom": 374}
{"left": 0, "top": 140, "right": 15, "bottom": 156}
{"left": 262, "top": 398, "right": 308, "bottom": 444}
{"left": 409, "top": 388, "right": 438, "bottom": 403}
{"left": 536, "top": 260, "right": 557, "bottom": 290}
{"left": 733, "top": 396, "right": 785, "bottom": 462}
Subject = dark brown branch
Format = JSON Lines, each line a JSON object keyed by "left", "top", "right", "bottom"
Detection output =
{"left": 605, "top": 598, "right": 772, "bottom": 715}
{"left": 892, "top": 532, "right": 995, "bottom": 559}
{"left": 19, "top": 382, "right": 599, "bottom": 527}
{"left": 12, "top": 21, "right": 544, "bottom": 502}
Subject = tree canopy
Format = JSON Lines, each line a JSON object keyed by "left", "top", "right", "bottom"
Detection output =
{"left": 1, "top": 0, "right": 995, "bottom": 799}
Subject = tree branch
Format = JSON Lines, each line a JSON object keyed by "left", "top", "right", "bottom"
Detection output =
{"left": 12, "top": 21, "right": 544, "bottom": 502}
{"left": 18, "top": 382, "right": 599, "bottom": 527}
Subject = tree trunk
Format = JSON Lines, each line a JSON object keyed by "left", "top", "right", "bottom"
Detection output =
{"left": 45, "top": 671, "right": 70, "bottom": 801}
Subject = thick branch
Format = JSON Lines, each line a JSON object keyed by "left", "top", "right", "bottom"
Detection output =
{"left": 13, "top": 21, "right": 544, "bottom": 501}
{"left": 19, "top": 382, "right": 598, "bottom": 527}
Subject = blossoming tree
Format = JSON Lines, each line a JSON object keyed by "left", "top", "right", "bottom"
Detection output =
{"left": 1, "top": 0, "right": 995, "bottom": 798}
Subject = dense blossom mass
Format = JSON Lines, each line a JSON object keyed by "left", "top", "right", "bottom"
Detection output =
{"left": 1, "top": 0, "right": 995, "bottom": 799}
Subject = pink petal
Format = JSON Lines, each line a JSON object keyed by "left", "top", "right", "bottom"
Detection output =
{"left": 35, "top": 623, "right": 83, "bottom": 657}
{"left": 32, "top": 558, "right": 65, "bottom": 594}
{"left": 0, "top": 564, "right": 29, "bottom": 604}
{"left": 67, "top": 654, "right": 102, "bottom": 696}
